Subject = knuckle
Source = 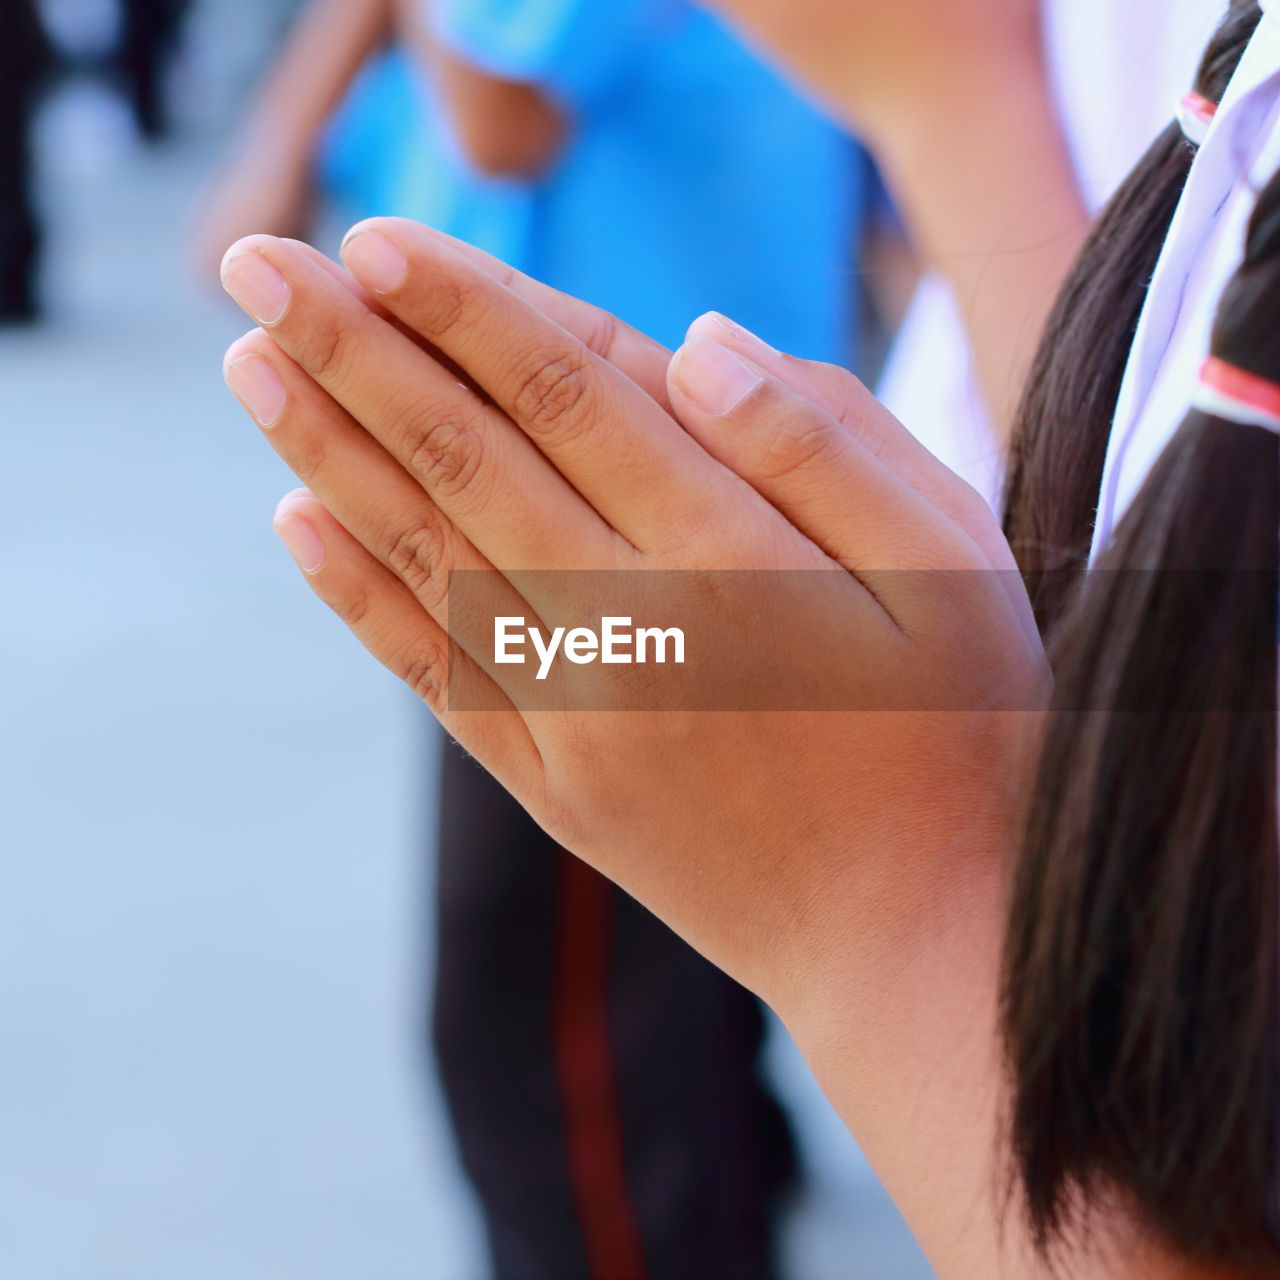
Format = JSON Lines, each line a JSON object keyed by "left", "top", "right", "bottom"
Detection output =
{"left": 386, "top": 519, "right": 448, "bottom": 603}
{"left": 821, "top": 370, "right": 893, "bottom": 461}
{"left": 757, "top": 415, "right": 841, "bottom": 483}
{"left": 400, "top": 646, "right": 445, "bottom": 709}
{"left": 510, "top": 347, "right": 594, "bottom": 443}
{"left": 951, "top": 483, "right": 997, "bottom": 532}
{"left": 580, "top": 308, "right": 622, "bottom": 362}
{"left": 813, "top": 358, "right": 859, "bottom": 389}
{"left": 333, "top": 583, "right": 373, "bottom": 630}
{"left": 302, "top": 323, "right": 345, "bottom": 381}
{"left": 835, "top": 402, "right": 891, "bottom": 462}
{"left": 403, "top": 409, "right": 486, "bottom": 500}
{"left": 415, "top": 274, "right": 472, "bottom": 339}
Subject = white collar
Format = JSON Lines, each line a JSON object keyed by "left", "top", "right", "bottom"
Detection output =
{"left": 1089, "top": 4, "right": 1280, "bottom": 560}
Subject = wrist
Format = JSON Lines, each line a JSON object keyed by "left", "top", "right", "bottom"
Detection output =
{"left": 771, "top": 705, "right": 1042, "bottom": 1023}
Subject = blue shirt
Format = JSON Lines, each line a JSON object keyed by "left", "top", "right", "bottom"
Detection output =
{"left": 325, "top": 1, "right": 862, "bottom": 362}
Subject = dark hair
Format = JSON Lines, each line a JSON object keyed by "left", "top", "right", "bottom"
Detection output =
{"left": 1001, "top": 3, "right": 1280, "bottom": 1267}
{"left": 1003, "top": 0, "right": 1263, "bottom": 631}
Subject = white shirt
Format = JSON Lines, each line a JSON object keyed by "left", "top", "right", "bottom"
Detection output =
{"left": 1091, "top": 0, "right": 1280, "bottom": 556}
{"left": 879, "top": 0, "right": 1227, "bottom": 508}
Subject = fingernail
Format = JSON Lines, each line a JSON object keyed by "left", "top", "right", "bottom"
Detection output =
{"left": 273, "top": 508, "right": 326, "bottom": 574}
{"left": 697, "top": 311, "right": 781, "bottom": 358}
{"left": 672, "top": 338, "right": 763, "bottom": 416}
{"left": 224, "top": 353, "right": 287, "bottom": 427}
{"left": 221, "top": 252, "right": 291, "bottom": 326}
{"left": 341, "top": 231, "right": 408, "bottom": 294}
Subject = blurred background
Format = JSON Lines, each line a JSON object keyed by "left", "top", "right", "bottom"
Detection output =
{"left": 0, "top": 1, "right": 932, "bottom": 1276}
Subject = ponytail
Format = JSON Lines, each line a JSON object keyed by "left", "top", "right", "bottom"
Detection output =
{"left": 1003, "top": 112, "right": 1280, "bottom": 1268}
{"left": 1004, "top": 2, "right": 1261, "bottom": 634}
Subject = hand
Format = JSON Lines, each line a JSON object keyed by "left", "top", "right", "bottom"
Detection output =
{"left": 218, "top": 218, "right": 1047, "bottom": 1008}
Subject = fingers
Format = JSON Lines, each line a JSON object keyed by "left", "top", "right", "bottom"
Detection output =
{"left": 281, "top": 238, "right": 399, "bottom": 326}
{"left": 667, "top": 337, "right": 980, "bottom": 576}
{"left": 284, "top": 229, "right": 672, "bottom": 406}
{"left": 223, "top": 327, "right": 537, "bottom": 642}
{"left": 270, "top": 489, "right": 541, "bottom": 782}
{"left": 682, "top": 312, "right": 1021, "bottom": 576}
{"left": 220, "top": 236, "right": 626, "bottom": 571}
{"left": 391, "top": 222, "right": 674, "bottom": 406}
{"left": 674, "top": 314, "right": 1040, "bottom": 646}
{"left": 665, "top": 330, "right": 1044, "bottom": 651}
{"left": 335, "top": 218, "right": 742, "bottom": 552}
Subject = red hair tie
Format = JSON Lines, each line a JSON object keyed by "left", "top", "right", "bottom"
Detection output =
{"left": 1178, "top": 91, "right": 1217, "bottom": 147}
{"left": 1192, "top": 357, "right": 1280, "bottom": 432}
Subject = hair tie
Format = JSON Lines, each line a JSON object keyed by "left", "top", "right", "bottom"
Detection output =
{"left": 1191, "top": 357, "right": 1280, "bottom": 432}
{"left": 1178, "top": 91, "right": 1218, "bottom": 146}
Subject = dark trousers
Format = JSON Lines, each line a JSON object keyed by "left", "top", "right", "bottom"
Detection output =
{"left": 434, "top": 739, "right": 795, "bottom": 1280}
{"left": 0, "top": 0, "right": 47, "bottom": 320}
{"left": 118, "top": 0, "right": 188, "bottom": 140}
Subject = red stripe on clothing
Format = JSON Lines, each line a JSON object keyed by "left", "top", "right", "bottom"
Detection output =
{"left": 552, "top": 855, "right": 650, "bottom": 1280}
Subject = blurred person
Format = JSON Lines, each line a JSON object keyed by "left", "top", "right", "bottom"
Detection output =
{"left": 874, "top": 0, "right": 1226, "bottom": 503}
{"left": 202, "top": 4, "right": 863, "bottom": 1278}
{"left": 193, "top": 0, "right": 409, "bottom": 269}
{"left": 116, "top": 0, "right": 190, "bottom": 141}
{"left": 192, "top": 0, "right": 561, "bottom": 275}
{"left": 701, "top": 0, "right": 1227, "bottom": 504}
{"left": 700, "top": 0, "right": 1088, "bottom": 446}
{"left": 1, "top": 0, "right": 54, "bottom": 323}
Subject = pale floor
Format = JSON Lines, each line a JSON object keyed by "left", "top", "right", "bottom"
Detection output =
{"left": 0, "top": 58, "right": 935, "bottom": 1280}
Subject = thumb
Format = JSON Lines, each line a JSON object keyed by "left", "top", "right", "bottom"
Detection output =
{"left": 667, "top": 334, "right": 968, "bottom": 574}
{"left": 675, "top": 312, "right": 1014, "bottom": 575}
